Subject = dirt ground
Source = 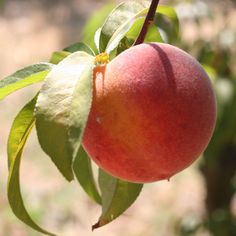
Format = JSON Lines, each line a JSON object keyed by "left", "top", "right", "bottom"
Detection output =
{"left": 1, "top": 0, "right": 233, "bottom": 235}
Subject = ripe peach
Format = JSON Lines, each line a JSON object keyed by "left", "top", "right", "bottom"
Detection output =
{"left": 82, "top": 43, "right": 216, "bottom": 183}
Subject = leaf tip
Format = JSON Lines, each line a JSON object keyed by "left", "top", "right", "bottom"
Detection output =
{"left": 92, "top": 218, "right": 111, "bottom": 230}
{"left": 92, "top": 221, "right": 101, "bottom": 231}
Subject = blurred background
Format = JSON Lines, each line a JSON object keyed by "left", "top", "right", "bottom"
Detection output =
{"left": 0, "top": 0, "right": 236, "bottom": 235}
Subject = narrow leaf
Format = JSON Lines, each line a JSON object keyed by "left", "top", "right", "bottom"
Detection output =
{"left": 157, "top": 5, "right": 179, "bottom": 37}
{"left": 0, "top": 63, "right": 53, "bottom": 101}
{"left": 99, "top": 1, "right": 149, "bottom": 53}
{"left": 93, "top": 169, "right": 143, "bottom": 229}
{"left": 7, "top": 96, "right": 55, "bottom": 236}
{"left": 99, "top": 2, "right": 179, "bottom": 54}
{"left": 155, "top": 5, "right": 180, "bottom": 42}
{"left": 64, "top": 42, "right": 95, "bottom": 55}
{"left": 73, "top": 146, "right": 101, "bottom": 204}
{"left": 94, "top": 28, "right": 102, "bottom": 53}
{"left": 127, "top": 18, "right": 164, "bottom": 43}
{"left": 50, "top": 43, "right": 95, "bottom": 65}
{"left": 35, "top": 52, "right": 95, "bottom": 181}
{"left": 145, "top": 23, "right": 164, "bottom": 42}
{"left": 50, "top": 51, "right": 71, "bottom": 64}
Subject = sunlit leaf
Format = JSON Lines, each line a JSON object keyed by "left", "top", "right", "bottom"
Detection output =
{"left": 99, "top": 2, "right": 178, "bottom": 54}
{"left": 67, "top": 58, "right": 94, "bottom": 159}
{"left": 0, "top": 63, "right": 53, "bottom": 101}
{"left": 99, "top": 1, "right": 150, "bottom": 53}
{"left": 50, "top": 51, "right": 71, "bottom": 64}
{"left": 94, "top": 28, "right": 102, "bottom": 53}
{"left": 64, "top": 42, "right": 95, "bottom": 55}
{"left": 93, "top": 169, "right": 143, "bottom": 229}
{"left": 73, "top": 146, "right": 101, "bottom": 204}
{"left": 127, "top": 18, "right": 164, "bottom": 43}
{"left": 35, "top": 52, "right": 95, "bottom": 181}
{"left": 113, "top": 18, "right": 164, "bottom": 57}
{"left": 145, "top": 23, "right": 164, "bottom": 42}
{"left": 7, "top": 96, "right": 55, "bottom": 236}
{"left": 50, "top": 43, "right": 94, "bottom": 65}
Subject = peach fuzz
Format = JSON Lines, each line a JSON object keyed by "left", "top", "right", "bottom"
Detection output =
{"left": 82, "top": 43, "right": 216, "bottom": 183}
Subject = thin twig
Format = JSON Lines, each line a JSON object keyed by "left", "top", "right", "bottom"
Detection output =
{"left": 134, "top": 0, "right": 160, "bottom": 46}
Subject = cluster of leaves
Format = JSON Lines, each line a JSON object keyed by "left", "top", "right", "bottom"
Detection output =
{"left": 0, "top": 1, "right": 179, "bottom": 235}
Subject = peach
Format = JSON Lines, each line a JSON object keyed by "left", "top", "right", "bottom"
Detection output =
{"left": 82, "top": 43, "right": 216, "bottom": 183}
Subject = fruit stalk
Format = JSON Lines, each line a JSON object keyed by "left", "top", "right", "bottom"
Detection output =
{"left": 134, "top": 0, "right": 160, "bottom": 46}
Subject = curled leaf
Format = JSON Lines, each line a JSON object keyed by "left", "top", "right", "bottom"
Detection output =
{"left": 98, "top": 2, "right": 179, "bottom": 53}
{"left": 93, "top": 169, "right": 143, "bottom": 229}
{"left": 64, "top": 42, "right": 95, "bottom": 55}
{"left": 35, "top": 51, "right": 95, "bottom": 181}
{"left": 0, "top": 63, "right": 53, "bottom": 101}
{"left": 7, "top": 96, "right": 55, "bottom": 236}
{"left": 99, "top": 0, "right": 150, "bottom": 53}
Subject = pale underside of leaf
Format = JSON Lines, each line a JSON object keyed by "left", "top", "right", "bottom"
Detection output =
{"left": 99, "top": 2, "right": 179, "bottom": 54}
{"left": 94, "top": 28, "right": 102, "bottom": 53}
{"left": 93, "top": 169, "right": 143, "bottom": 229}
{"left": 35, "top": 51, "right": 95, "bottom": 181}
{"left": 0, "top": 63, "right": 53, "bottom": 101}
{"left": 99, "top": 0, "right": 150, "bottom": 53}
{"left": 67, "top": 62, "right": 94, "bottom": 159}
{"left": 7, "top": 96, "right": 55, "bottom": 236}
{"left": 105, "top": 8, "right": 149, "bottom": 53}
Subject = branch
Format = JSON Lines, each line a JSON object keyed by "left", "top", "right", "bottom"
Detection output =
{"left": 134, "top": 0, "right": 160, "bottom": 46}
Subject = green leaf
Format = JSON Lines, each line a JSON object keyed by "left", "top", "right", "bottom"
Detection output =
{"left": 127, "top": 18, "right": 164, "bottom": 43}
{"left": 114, "top": 19, "right": 164, "bottom": 57}
{"left": 99, "top": 1, "right": 150, "bottom": 53}
{"left": 7, "top": 96, "right": 55, "bottom": 236}
{"left": 0, "top": 63, "right": 53, "bottom": 101}
{"left": 73, "top": 146, "right": 101, "bottom": 205}
{"left": 116, "top": 37, "right": 134, "bottom": 56}
{"left": 66, "top": 60, "right": 94, "bottom": 159}
{"left": 50, "top": 51, "right": 71, "bottom": 64}
{"left": 145, "top": 23, "right": 164, "bottom": 42}
{"left": 157, "top": 5, "right": 179, "bottom": 35}
{"left": 35, "top": 51, "right": 95, "bottom": 181}
{"left": 50, "top": 43, "right": 95, "bottom": 65}
{"left": 99, "top": 2, "right": 179, "bottom": 53}
{"left": 64, "top": 42, "right": 95, "bottom": 55}
{"left": 155, "top": 5, "right": 179, "bottom": 42}
{"left": 93, "top": 169, "right": 143, "bottom": 229}
{"left": 94, "top": 28, "right": 102, "bottom": 53}
{"left": 202, "top": 64, "right": 217, "bottom": 82}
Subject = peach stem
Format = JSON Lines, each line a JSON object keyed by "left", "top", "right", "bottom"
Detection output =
{"left": 134, "top": 0, "right": 160, "bottom": 46}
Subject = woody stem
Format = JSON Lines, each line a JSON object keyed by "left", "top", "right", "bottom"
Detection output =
{"left": 134, "top": 0, "right": 160, "bottom": 46}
